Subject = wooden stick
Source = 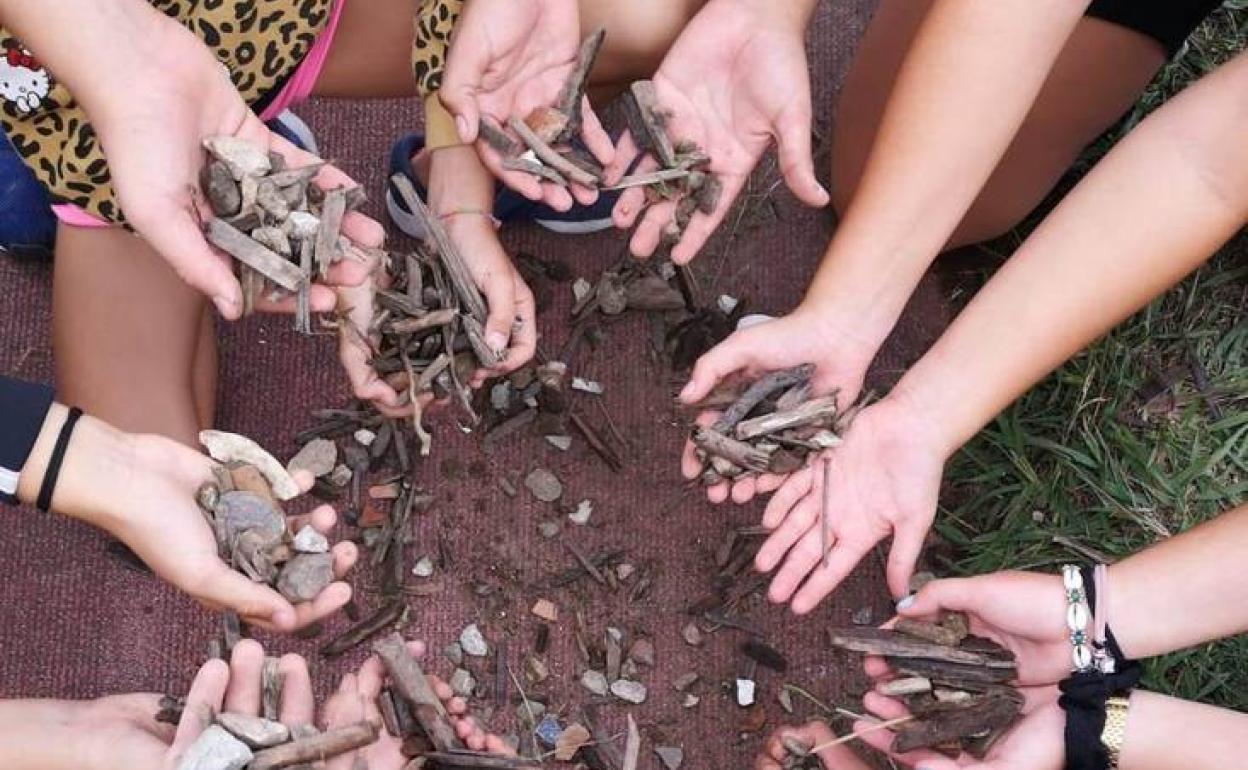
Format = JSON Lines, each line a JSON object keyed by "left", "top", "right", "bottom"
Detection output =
{"left": 692, "top": 427, "right": 771, "bottom": 474}
{"left": 373, "top": 633, "right": 464, "bottom": 752}
{"left": 315, "top": 188, "right": 347, "bottom": 280}
{"left": 892, "top": 694, "right": 1021, "bottom": 753}
{"left": 711, "top": 365, "right": 813, "bottom": 434}
{"left": 321, "top": 600, "right": 406, "bottom": 657}
{"left": 249, "top": 721, "right": 380, "bottom": 770}
{"left": 805, "top": 715, "right": 915, "bottom": 755}
{"left": 735, "top": 395, "right": 839, "bottom": 441}
{"left": 821, "top": 456, "right": 832, "bottom": 569}
{"left": 601, "top": 168, "right": 691, "bottom": 191}
{"left": 622, "top": 715, "right": 640, "bottom": 770}
{"left": 556, "top": 27, "right": 607, "bottom": 141}
{"left": 387, "top": 308, "right": 457, "bottom": 335}
{"left": 626, "top": 81, "right": 676, "bottom": 168}
{"left": 829, "top": 628, "right": 1016, "bottom": 668}
{"left": 502, "top": 157, "right": 567, "bottom": 186}
{"left": 206, "top": 219, "right": 304, "bottom": 292}
{"left": 507, "top": 117, "right": 599, "bottom": 188}
{"left": 479, "top": 118, "right": 523, "bottom": 158}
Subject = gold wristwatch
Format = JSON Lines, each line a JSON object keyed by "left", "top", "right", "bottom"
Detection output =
{"left": 1101, "top": 695, "right": 1132, "bottom": 768}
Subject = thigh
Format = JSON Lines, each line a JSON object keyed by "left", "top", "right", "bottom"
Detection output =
{"left": 314, "top": 0, "right": 421, "bottom": 99}
{"left": 53, "top": 224, "right": 205, "bottom": 445}
{"left": 832, "top": 0, "right": 1167, "bottom": 247}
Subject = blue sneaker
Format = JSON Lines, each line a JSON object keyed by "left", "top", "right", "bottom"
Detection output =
{"left": 0, "top": 135, "right": 56, "bottom": 260}
{"left": 266, "top": 109, "right": 319, "bottom": 156}
{"left": 385, "top": 133, "right": 618, "bottom": 240}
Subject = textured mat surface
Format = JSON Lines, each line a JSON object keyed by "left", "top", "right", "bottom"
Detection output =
{"left": 0, "top": 2, "right": 981, "bottom": 766}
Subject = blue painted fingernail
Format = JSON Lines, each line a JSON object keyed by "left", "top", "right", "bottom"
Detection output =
{"left": 895, "top": 595, "right": 915, "bottom": 610}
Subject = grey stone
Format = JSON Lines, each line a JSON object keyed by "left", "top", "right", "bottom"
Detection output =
{"left": 616, "top": 563, "right": 635, "bottom": 581}
{"left": 538, "top": 520, "right": 561, "bottom": 539}
{"left": 276, "top": 553, "right": 334, "bottom": 602}
{"left": 215, "top": 491, "right": 285, "bottom": 543}
{"left": 449, "top": 668, "right": 476, "bottom": 698}
{"left": 176, "top": 725, "right": 254, "bottom": 770}
{"left": 568, "top": 499, "right": 592, "bottom": 526}
{"left": 329, "top": 464, "right": 352, "bottom": 487}
{"left": 445, "top": 641, "right": 464, "bottom": 666}
{"left": 291, "top": 525, "right": 329, "bottom": 554}
{"left": 655, "top": 746, "right": 685, "bottom": 770}
{"left": 460, "top": 624, "right": 489, "bottom": 657}
{"left": 682, "top": 622, "right": 704, "bottom": 647}
{"left": 490, "top": 382, "right": 513, "bottom": 412}
{"left": 525, "top": 469, "right": 563, "bottom": 502}
{"left": 286, "top": 438, "right": 337, "bottom": 478}
{"left": 851, "top": 606, "right": 873, "bottom": 626}
{"left": 412, "top": 556, "right": 435, "bottom": 578}
{"left": 610, "top": 679, "right": 647, "bottom": 704}
{"left": 672, "top": 673, "right": 699, "bottom": 691}
{"left": 580, "top": 670, "right": 608, "bottom": 696}
{"left": 572, "top": 278, "right": 593, "bottom": 303}
{"left": 353, "top": 429, "right": 376, "bottom": 447}
{"left": 216, "top": 712, "right": 290, "bottom": 749}
{"left": 545, "top": 435, "right": 573, "bottom": 452}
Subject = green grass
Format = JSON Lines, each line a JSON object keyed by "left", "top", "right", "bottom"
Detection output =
{"left": 937, "top": 3, "right": 1248, "bottom": 709}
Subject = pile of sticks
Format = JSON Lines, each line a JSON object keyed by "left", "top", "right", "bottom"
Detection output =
{"left": 200, "top": 136, "right": 369, "bottom": 331}
{"left": 689, "top": 365, "right": 843, "bottom": 486}
{"left": 829, "top": 616, "right": 1024, "bottom": 757}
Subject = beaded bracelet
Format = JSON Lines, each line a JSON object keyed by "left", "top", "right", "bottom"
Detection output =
{"left": 1062, "top": 564, "right": 1095, "bottom": 672}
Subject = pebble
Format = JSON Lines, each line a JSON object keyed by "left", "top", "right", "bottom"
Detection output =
{"left": 216, "top": 713, "right": 290, "bottom": 749}
{"left": 628, "top": 638, "right": 655, "bottom": 667}
{"left": 449, "top": 669, "right": 476, "bottom": 698}
{"left": 717, "top": 294, "right": 740, "bottom": 314}
{"left": 580, "top": 670, "right": 608, "bottom": 696}
{"left": 285, "top": 210, "right": 320, "bottom": 239}
{"left": 610, "top": 679, "right": 647, "bottom": 704}
{"left": 616, "top": 563, "right": 635, "bottom": 581}
{"left": 329, "top": 464, "right": 352, "bottom": 488}
{"left": 525, "top": 468, "right": 563, "bottom": 502}
{"left": 490, "top": 382, "right": 513, "bottom": 412}
{"left": 851, "top": 606, "right": 874, "bottom": 626}
{"left": 531, "top": 599, "right": 558, "bottom": 623}
{"left": 538, "top": 520, "right": 561, "bottom": 539}
{"left": 215, "top": 491, "right": 285, "bottom": 543}
{"left": 545, "top": 435, "right": 573, "bottom": 452}
{"left": 571, "top": 377, "right": 603, "bottom": 395}
{"left": 525, "top": 655, "right": 550, "bottom": 683}
{"left": 655, "top": 746, "right": 685, "bottom": 770}
{"left": 276, "top": 553, "right": 334, "bottom": 602}
{"left": 672, "top": 673, "right": 699, "bottom": 691}
{"left": 682, "top": 693, "right": 700, "bottom": 709}
{"left": 411, "top": 557, "right": 434, "bottom": 578}
{"left": 517, "top": 700, "right": 545, "bottom": 724}
{"left": 736, "top": 678, "right": 757, "bottom": 707}
{"left": 568, "top": 499, "right": 593, "bottom": 526}
{"left": 572, "top": 278, "right": 593, "bottom": 302}
{"left": 175, "top": 725, "right": 253, "bottom": 770}
{"left": 291, "top": 525, "right": 329, "bottom": 554}
{"left": 555, "top": 723, "right": 591, "bottom": 761}
{"left": 460, "top": 624, "right": 489, "bottom": 657}
{"left": 286, "top": 438, "right": 337, "bottom": 478}
{"left": 445, "top": 642, "right": 464, "bottom": 666}
{"left": 353, "top": 429, "right": 376, "bottom": 447}
{"left": 778, "top": 688, "right": 794, "bottom": 714}
{"left": 681, "top": 622, "right": 704, "bottom": 647}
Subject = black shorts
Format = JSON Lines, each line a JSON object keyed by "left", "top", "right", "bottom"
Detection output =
{"left": 1087, "top": 0, "right": 1224, "bottom": 57}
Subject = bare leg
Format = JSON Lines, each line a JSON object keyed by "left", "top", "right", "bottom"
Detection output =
{"left": 832, "top": 0, "right": 1167, "bottom": 248}
{"left": 53, "top": 224, "right": 205, "bottom": 445}
{"left": 192, "top": 305, "right": 218, "bottom": 430}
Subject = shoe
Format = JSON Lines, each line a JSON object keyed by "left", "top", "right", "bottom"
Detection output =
{"left": 267, "top": 109, "right": 320, "bottom": 156}
{"left": 385, "top": 132, "right": 618, "bottom": 240}
{"left": 0, "top": 135, "right": 56, "bottom": 260}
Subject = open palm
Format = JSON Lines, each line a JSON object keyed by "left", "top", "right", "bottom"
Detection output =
{"left": 608, "top": 0, "right": 827, "bottom": 264}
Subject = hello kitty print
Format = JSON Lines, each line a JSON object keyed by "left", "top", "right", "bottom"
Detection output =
{"left": 0, "top": 47, "right": 49, "bottom": 114}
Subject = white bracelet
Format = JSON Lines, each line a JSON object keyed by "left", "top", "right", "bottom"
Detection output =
{"left": 1062, "top": 565, "right": 1094, "bottom": 672}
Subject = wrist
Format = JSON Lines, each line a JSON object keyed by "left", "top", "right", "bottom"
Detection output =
{"left": 20, "top": 409, "right": 138, "bottom": 528}
{"left": 875, "top": 380, "right": 962, "bottom": 462}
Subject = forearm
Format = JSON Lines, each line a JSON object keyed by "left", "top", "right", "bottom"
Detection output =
{"left": 805, "top": 0, "right": 1087, "bottom": 337}
{"left": 1120, "top": 690, "right": 1248, "bottom": 770}
{"left": 1105, "top": 503, "right": 1248, "bottom": 659}
{"left": 733, "top": 0, "right": 819, "bottom": 31}
{"left": 428, "top": 144, "right": 496, "bottom": 215}
{"left": 895, "top": 52, "right": 1248, "bottom": 457}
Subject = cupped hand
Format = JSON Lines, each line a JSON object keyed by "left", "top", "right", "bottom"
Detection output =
{"left": 607, "top": 0, "right": 828, "bottom": 264}
{"left": 753, "top": 395, "right": 947, "bottom": 613}
{"left": 92, "top": 432, "right": 357, "bottom": 632}
{"left": 678, "top": 309, "right": 879, "bottom": 504}
{"left": 754, "top": 721, "right": 873, "bottom": 770}
{"left": 88, "top": 9, "right": 381, "bottom": 319}
{"left": 851, "top": 688, "right": 1064, "bottom": 770}
{"left": 321, "top": 639, "right": 513, "bottom": 769}
{"left": 439, "top": 0, "right": 613, "bottom": 210}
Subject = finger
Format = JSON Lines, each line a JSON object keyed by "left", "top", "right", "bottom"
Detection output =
{"left": 439, "top": 40, "right": 487, "bottom": 144}
{"left": 278, "top": 654, "right": 316, "bottom": 727}
{"left": 730, "top": 475, "right": 759, "bottom": 504}
{"left": 169, "top": 660, "right": 231, "bottom": 761}
{"left": 579, "top": 97, "right": 615, "bottom": 167}
{"left": 223, "top": 639, "right": 266, "bottom": 714}
{"left": 134, "top": 206, "right": 242, "bottom": 319}
{"left": 901, "top": 577, "right": 980, "bottom": 617}
{"left": 194, "top": 563, "right": 298, "bottom": 631}
{"left": 706, "top": 480, "right": 730, "bottom": 504}
{"left": 761, "top": 465, "right": 814, "bottom": 530}
{"left": 501, "top": 278, "right": 538, "bottom": 372}
{"left": 604, "top": 130, "right": 642, "bottom": 187}
{"left": 886, "top": 524, "right": 927, "bottom": 601}
{"left": 755, "top": 480, "right": 820, "bottom": 573}
{"left": 669, "top": 170, "right": 748, "bottom": 265}
{"left": 852, "top": 719, "right": 953, "bottom": 769}
{"left": 539, "top": 179, "right": 574, "bottom": 212}
{"left": 285, "top": 502, "right": 337, "bottom": 535}
{"left": 568, "top": 179, "right": 601, "bottom": 208}
{"left": 480, "top": 264, "right": 518, "bottom": 355}
{"left": 754, "top": 473, "right": 787, "bottom": 495}
{"left": 791, "top": 539, "right": 873, "bottom": 614}
{"left": 611, "top": 148, "right": 657, "bottom": 231}
{"left": 322, "top": 673, "right": 364, "bottom": 728}
{"left": 862, "top": 691, "right": 910, "bottom": 720}
{"left": 774, "top": 100, "right": 828, "bottom": 209}
{"left": 251, "top": 284, "right": 337, "bottom": 315}
{"left": 863, "top": 655, "right": 893, "bottom": 680}
{"left": 679, "top": 334, "right": 752, "bottom": 404}
{"left": 340, "top": 212, "right": 386, "bottom": 250}
{"left": 628, "top": 198, "right": 677, "bottom": 258}
{"left": 481, "top": 151, "right": 546, "bottom": 201}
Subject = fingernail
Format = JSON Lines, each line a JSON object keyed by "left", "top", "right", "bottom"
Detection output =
{"left": 895, "top": 594, "right": 915, "bottom": 610}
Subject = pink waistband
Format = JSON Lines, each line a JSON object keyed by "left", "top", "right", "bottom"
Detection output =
{"left": 53, "top": 0, "right": 345, "bottom": 229}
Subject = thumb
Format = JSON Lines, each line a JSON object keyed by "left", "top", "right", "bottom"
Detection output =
{"left": 196, "top": 564, "right": 297, "bottom": 629}
{"left": 440, "top": 29, "right": 491, "bottom": 144}
{"left": 899, "top": 576, "right": 979, "bottom": 618}
{"left": 775, "top": 101, "right": 828, "bottom": 208}
{"left": 885, "top": 524, "right": 927, "bottom": 601}
{"left": 135, "top": 207, "right": 243, "bottom": 319}
{"left": 679, "top": 331, "right": 753, "bottom": 404}
{"left": 480, "top": 268, "right": 517, "bottom": 354}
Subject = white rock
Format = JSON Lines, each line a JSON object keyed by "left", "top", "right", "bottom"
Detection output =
{"left": 203, "top": 136, "right": 271, "bottom": 180}
{"left": 460, "top": 624, "right": 489, "bottom": 657}
{"left": 736, "top": 678, "right": 756, "bottom": 707}
{"left": 449, "top": 668, "right": 476, "bottom": 698}
{"left": 616, "top": 563, "right": 636, "bottom": 581}
{"left": 287, "top": 438, "right": 337, "bottom": 478}
{"left": 176, "top": 725, "right": 254, "bottom": 770}
{"left": 610, "top": 679, "right": 647, "bottom": 704}
{"left": 717, "top": 294, "right": 740, "bottom": 314}
{"left": 545, "top": 435, "right": 573, "bottom": 452}
{"left": 736, "top": 313, "right": 775, "bottom": 331}
{"left": 580, "top": 670, "right": 608, "bottom": 696}
{"left": 216, "top": 712, "right": 290, "bottom": 749}
{"left": 655, "top": 746, "right": 685, "bottom": 770}
{"left": 571, "top": 377, "right": 603, "bottom": 395}
{"left": 568, "top": 499, "right": 593, "bottom": 526}
{"left": 572, "top": 278, "right": 593, "bottom": 303}
{"left": 329, "top": 464, "right": 352, "bottom": 487}
{"left": 682, "top": 693, "right": 700, "bottom": 709}
{"left": 353, "top": 429, "right": 376, "bottom": 447}
{"left": 285, "top": 210, "right": 321, "bottom": 240}
{"left": 412, "top": 556, "right": 434, "bottom": 578}
{"left": 199, "top": 430, "right": 300, "bottom": 501}
{"left": 291, "top": 525, "right": 329, "bottom": 554}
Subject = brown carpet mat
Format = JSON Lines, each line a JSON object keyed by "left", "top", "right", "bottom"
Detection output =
{"left": 0, "top": 1, "right": 981, "bottom": 765}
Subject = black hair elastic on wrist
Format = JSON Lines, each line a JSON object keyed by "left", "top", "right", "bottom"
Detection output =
{"left": 1059, "top": 566, "right": 1142, "bottom": 770}
{"left": 35, "top": 407, "right": 83, "bottom": 513}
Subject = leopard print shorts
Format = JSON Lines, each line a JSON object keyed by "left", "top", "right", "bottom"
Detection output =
{"left": 413, "top": 0, "right": 463, "bottom": 96}
{"left": 0, "top": 0, "right": 333, "bottom": 225}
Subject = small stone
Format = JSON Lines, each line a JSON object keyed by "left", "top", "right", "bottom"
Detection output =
{"left": 175, "top": 724, "right": 253, "bottom": 770}
{"left": 276, "top": 553, "right": 335, "bottom": 602}
{"left": 535, "top": 714, "right": 562, "bottom": 747}
{"left": 572, "top": 278, "right": 593, "bottom": 303}
{"left": 1032, "top": 509, "right": 1046, "bottom": 523}
{"left": 460, "top": 624, "right": 489, "bottom": 657}
{"left": 196, "top": 482, "right": 221, "bottom": 513}
{"left": 610, "top": 679, "right": 647, "bottom": 704}
{"left": 490, "top": 382, "right": 513, "bottom": 412}
{"left": 736, "top": 678, "right": 756, "bottom": 707}
{"left": 203, "top": 136, "right": 272, "bottom": 180}
{"left": 412, "top": 557, "right": 435, "bottom": 578}
{"left": 616, "top": 563, "right": 635, "bottom": 581}
{"left": 518, "top": 701, "right": 546, "bottom": 727}
{"left": 555, "top": 723, "right": 591, "bottom": 761}
{"left": 655, "top": 746, "right": 685, "bottom": 770}
{"left": 215, "top": 491, "right": 285, "bottom": 543}
{"left": 778, "top": 688, "right": 794, "bottom": 714}
{"left": 449, "top": 669, "right": 476, "bottom": 698}
{"left": 672, "top": 672, "right": 699, "bottom": 691}
{"left": 851, "top": 607, "right": 873, "bottom": 626}
{"left": 717, "top": 294, "right": 739, "bottom": 314}
{"left": 531, "top": 599, "right": 558, "bottom": 623}
{"left": 291, "top": 525, "right": 329, "bottom": 554}
{"left": 525, "top": 468, "right": 563, "bottom": 502}
{"left": 910, "top": 571, "right": 937, "bottom": 594}
{"left": 571, "top": 377, "right": 603, "bottom": 395}
{"left": 229, "top": 464, "right": 276, "bottom": 501}
{"left": 353, "top": 429, "right": 376, "bottom": 447}
{"left": 525, "top": 654, "right": 550, "bottom": 683}
{"left": 285, "top": 210, "right": 320, "bottom": 239}
{"left": 216, "top": 712, "right": 290, "bottom": 749}
{"left": 568, "top": 499, "right": 593, "bottom": 526}
{"left": 286, "top": 439, "right": 337, "bottom": 478}
{"left": 538, "top": 520, "right": 561, "bottom": 539}
{"left": 682, "top": 622, "right": 704, "bottom": 647}
{"left": 628, "top": 638, "right": 655, "bottom": 667}
{"left": 329, "top": 464, "right": 352, "bottom": 487}
{"left": 545, "top": 435, "right": 573, "bottom": 452}
{"left": 580, "top": 670, "right": 608, "bottom": 696}
{"left": 620, "top": 659, "right": 639, "bottom": 680}
{"left": 444, "top": 642, "right": 464, "bottom": 666}
{"left": 682, "top": 693, "right": 700, "bottom": 709}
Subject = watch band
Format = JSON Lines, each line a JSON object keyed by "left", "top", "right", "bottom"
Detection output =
{"left": 1101, "top": 694, "right": 1132, "bottom": 768}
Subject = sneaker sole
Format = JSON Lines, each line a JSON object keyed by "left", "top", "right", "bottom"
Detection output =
{"left": 387, "top": 183, "right": 617, "bottom": 239}
{"left": 270, "top": 111, "right": 320, "bottom": 157}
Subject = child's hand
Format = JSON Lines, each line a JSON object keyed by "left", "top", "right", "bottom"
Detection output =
{"left": 335, "top": 259, "right": 415, "bottom": 419}
{"left": 678, "top": 308, "right": 879, "bottom": 504}
{"left": 439, "top": 0, "right": 613, "bottom": 211}
{"left": 755, "top": 721, "right": 872, "bottom": 770}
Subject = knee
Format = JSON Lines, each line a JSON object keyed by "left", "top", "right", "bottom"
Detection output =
{"left": 596, "top": 0, "right": 706, "bottom": 74}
